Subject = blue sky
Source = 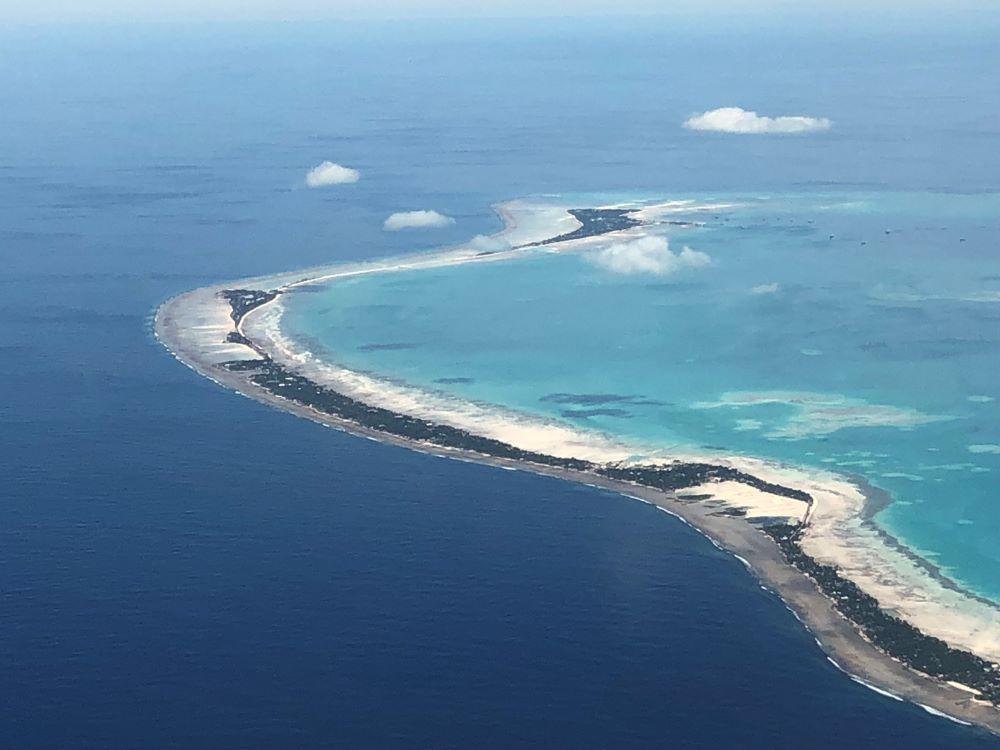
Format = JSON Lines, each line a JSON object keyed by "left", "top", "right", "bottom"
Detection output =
{"left": 3, "top": 0, "right": 997, "bottom": 24}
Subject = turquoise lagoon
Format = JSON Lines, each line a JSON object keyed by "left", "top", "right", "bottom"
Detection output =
{"left": 281, "top": 192, "right": 1000, "bottom": 603}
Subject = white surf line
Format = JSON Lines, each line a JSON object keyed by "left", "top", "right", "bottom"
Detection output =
{"left": 656, "top": 506, "right": 694, "bottom": 529}
{"left": 918, "top": 704, "right": 973, "bottom": 726}
{"left": 622, "top": 493, "right": 654, "bottom": 506}
{"left": 851, "top": 675, "right": 904, "bottom": 702}
{"left": 830, "top": 660, "right": 925, "bottom": 721}
{"left": 828, "top": 651, "right": 982, "bottom": 724}
{"left": 650, "top": 504, "right": 757, "bottom": 573}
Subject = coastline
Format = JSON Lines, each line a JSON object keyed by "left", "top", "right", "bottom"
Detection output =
{"left": 154, "top": 199, "right": 1000, "bottom": 736}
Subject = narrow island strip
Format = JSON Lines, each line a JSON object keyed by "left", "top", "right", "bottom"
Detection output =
{"left": 155, "top": 199, "right": 1000, "bottom": 735}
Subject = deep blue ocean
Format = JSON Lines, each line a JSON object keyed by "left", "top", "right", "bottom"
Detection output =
{"left": 3, "top": 18, "right": 1000, "bottom": 749}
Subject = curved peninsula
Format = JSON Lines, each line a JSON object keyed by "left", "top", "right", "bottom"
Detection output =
{"left": 155, "top": 198, "right": 1000, "bottom": 736}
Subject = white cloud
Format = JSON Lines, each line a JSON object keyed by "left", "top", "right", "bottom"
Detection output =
{"left": 751, "top": 282, "right": 781, "bottom": 295}
{"left": 587, "top": 235, "right": 711, "bottom": 277}
{"left": 684, "top": 107, "right": 831, "bottom": 135}
{"left": 383, "top": 210, "right": 455, "bottom": 231}
{"left": 305, "top": 161, "right": 360, "bottom": 187}
{"left": 469, "top": 234, "right": 512, "bottom": 252}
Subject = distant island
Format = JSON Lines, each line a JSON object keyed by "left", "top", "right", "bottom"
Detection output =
{"left": 156, "top": 198, "right": 1000, "bottom": 736}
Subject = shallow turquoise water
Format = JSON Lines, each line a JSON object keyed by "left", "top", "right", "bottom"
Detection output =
{"left": 283, "top": 191, "right": 1000, "bottom": 603}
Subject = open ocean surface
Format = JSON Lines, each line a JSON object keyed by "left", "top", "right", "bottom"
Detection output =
{"left": 3, "top": 18, "right": 1000, "bottom": 749}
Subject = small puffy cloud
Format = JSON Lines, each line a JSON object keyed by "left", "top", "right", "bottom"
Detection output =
{"left": 469, "top": 234, "right": 512, "bottom": 252}
{"left": 588, "top": 236, "right": 711, "bottom": 277}
{"left": 305, "top": 161, "right": 360, "bottom": 188}
{"left": 684, "top": 107, "right": 831, "bottom": 135}
{"left": 751, "top": 282, "right": 781, "bottom": 295}
{"left": 383, "top": 210, "right": 455, "bottom": 231}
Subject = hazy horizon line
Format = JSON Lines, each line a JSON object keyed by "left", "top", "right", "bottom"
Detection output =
{"left": 3, "top": 1, "right": 999, "bottom": 28}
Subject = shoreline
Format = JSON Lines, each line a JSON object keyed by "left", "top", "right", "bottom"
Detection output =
{"left": 154, "top": 199, "right": 1000, "bottom": 736}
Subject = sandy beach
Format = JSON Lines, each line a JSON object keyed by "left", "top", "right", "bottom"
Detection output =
{"left": 155, "top": 199, "right": 1000, "bottom": 735}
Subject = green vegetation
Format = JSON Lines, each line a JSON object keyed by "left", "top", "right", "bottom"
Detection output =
{"left": 221, "top": 289, "right": 278, "bottom": 323}
{"left": 598, "top": 463, "right": 812, "bottom": 503}
{"left": 536, "top": 208, "right": 643, "bottom": 246}
{"left": 766, "top": 524, "right": 1000, "bottom": 704}
{"left": 222, "top": 356, "right": 593, "bottom": 472}
{"left": 225, "top": 330, "right": 254, "bottom": 347}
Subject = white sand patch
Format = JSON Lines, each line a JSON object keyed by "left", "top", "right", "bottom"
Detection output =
{"left": 495, "top": 200, "right": 581, "bottom": 246}
{"left": 678, "top": 480, "right": 807, "bottom": 522}
{"left": 161, "top": 289, "right": 258, "bottom": 364}
{"left": 798, "top": 470, "right": 1000, "bottom": 662}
